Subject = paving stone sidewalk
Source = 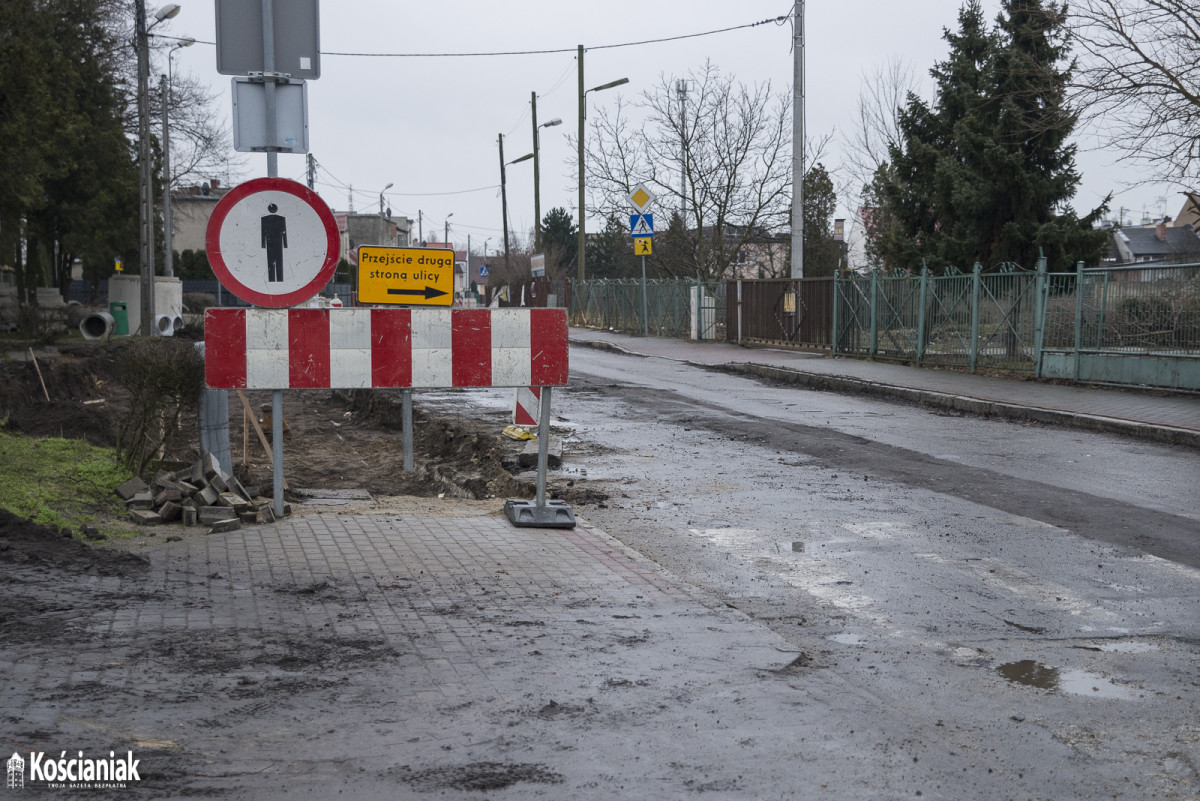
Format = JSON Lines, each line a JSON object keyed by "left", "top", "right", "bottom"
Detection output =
{"left": 7, "top": 503, "right": 885, "bottom": 800}
{"left": 570, "top": 327, "right": 1200, "bottom": 444}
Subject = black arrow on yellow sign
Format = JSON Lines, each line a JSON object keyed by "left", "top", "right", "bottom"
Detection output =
{"left": 387, "top": 286, "right": 449, "bottom": 300}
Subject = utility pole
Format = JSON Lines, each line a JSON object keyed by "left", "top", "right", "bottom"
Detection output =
{"left": 306, "top": 153, "right": 315, "bottom": 190}
{"left": 577, "top": 44, "right": 586, "bottom": 282}
{"left": 418, "top": 210, "right": 423, "bottom": 244}
{"left": 348, "top": 185, "right": 353, "bottom": 213}
{"left": 532, "top": 92, "right": 542, "bottom": 251}
{"left": 499, "top": 133, "right": 511, "bottom": 265}
{"left": 678, "top": 79, "right": 688, "bottom": 223}
{"left": 790, "top": 0, "right": 805, "bottom": 279}
{"left": 135, "top": 0, "right": 155, "bottom": 335}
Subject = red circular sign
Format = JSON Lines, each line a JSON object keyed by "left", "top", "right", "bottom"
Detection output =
{"left": 205, "top": 177, "right": 339, "bottom": 308}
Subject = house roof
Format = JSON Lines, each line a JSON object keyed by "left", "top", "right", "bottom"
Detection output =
{"left": 1115, "top": 226, "right": 1200, "bottom": 259}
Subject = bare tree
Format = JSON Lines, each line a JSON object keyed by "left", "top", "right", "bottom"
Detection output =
{"left": 582, "top": 61, "right": 797, "bottom": 281}
{"left": 840, "top": 56, "right": 922, "bottom": 209}
{"left": 1070, "top": 0, "right": 1200, "bottom": 185}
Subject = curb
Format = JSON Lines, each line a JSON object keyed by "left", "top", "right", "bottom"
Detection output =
{"left": 569, "top": 337, "right": 1200, "bottom": 449}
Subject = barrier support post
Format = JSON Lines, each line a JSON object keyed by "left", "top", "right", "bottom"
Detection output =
{"left": 402, "top": 389, "right": 414, "bottom": 473}
{"left": 505, "top": 385, "right": 576, "bottom": 528}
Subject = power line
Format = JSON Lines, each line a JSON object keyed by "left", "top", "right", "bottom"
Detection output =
{"left": 150, "top": 16, "right": 787, "bottom": 57}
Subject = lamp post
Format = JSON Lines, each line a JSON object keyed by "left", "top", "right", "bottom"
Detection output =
{"left": 379, "top": 182, "right": 393, "bottom": 218}
{"left": 498, "top": 132, "right": 533, "bottom": 266}
{"left": 161, "top": 36, "right": 193, "bottom": 279}
{"left": 443, "top": 212, "right": 453, "bottom": 247}
{"left": 530, "top": 92, "right": 562, "bottom": 252}
{"left": 136, "top": 1, "right": 181, "bottom": 335}
{"left": 576, "top": 44, "right": 628, "bottom": 282}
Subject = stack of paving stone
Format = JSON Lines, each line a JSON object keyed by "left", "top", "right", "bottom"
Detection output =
{"left": 114, "top": 453, "right": 284, "bottom": 532}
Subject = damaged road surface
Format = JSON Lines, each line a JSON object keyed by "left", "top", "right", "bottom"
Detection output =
{"left": 2, "top": 342, "right": 1199, "bottom": 799}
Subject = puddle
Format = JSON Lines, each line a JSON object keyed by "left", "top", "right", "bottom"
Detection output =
{"left": 997, "top": 660, "right": 1139, "bottom": 699}
{"left": 1004, "top": 620, "right": 1047, "bottom": 635}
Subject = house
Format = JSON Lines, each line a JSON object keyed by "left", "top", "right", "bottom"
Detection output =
{"left": 171, "top": 180, "right": 230, "bottom": 253}
{"left": 1111, "top": 219, "right": 1200, "bottom": 265}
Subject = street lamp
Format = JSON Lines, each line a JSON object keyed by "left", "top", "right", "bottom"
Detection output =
{"left": 379, "top": 182, "right": 393, "bottom": 218}
{"left": 498, "top": 132, "right": 533, "bottom": 266}
{"left": 576, "top": 44, "right": 628, "bottom": 282}
{"left": 161, "top": 36, "right": 194, "bottom": 279}
{"left": 530, "top": 92, "right": 562, "bottom": 252}
{"left": 443, "top": 213, "right": 453, "bottom": 247}
{"left": 136, "top": 2, "right": 182, "bottom": 334}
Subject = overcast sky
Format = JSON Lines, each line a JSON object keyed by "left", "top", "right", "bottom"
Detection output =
{"left": 163, "top": 0, "right": 1169, "bottom": 254}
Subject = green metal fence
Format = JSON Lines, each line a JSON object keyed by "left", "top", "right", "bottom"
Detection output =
{"left": 571, "top": 278, "right": 726, "bottom": 339}
{"left": 835, "top": 263, "right": 1040, "bottom": 371}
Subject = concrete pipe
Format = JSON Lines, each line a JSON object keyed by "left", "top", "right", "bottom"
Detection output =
{"left": 173, "top": 315, "right": 185, "bottom": 334}
{"left": 80, "top": 311, "right": 115, "bottom": 340}
{"left": 155, "top": 313, "right": 175, "bottom": 336}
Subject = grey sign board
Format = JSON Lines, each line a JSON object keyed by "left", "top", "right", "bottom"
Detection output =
{"left": 231, "top": 78, "right": 310, "bottom": 153}
{"left": 216, "top": 0, "right": 320, "bottom": 79}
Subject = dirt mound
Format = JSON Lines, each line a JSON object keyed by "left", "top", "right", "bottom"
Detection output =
{"left": 0, "top": 342, "right": 127, "bottom": 446}
{"left": 0, "top": 508, "right": 149, "bottom": 576}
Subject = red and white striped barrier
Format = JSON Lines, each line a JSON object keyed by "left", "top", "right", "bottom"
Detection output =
{"left": 204, "top": 308, "right": 568, "bottom": 390}
{"left": 514, "top": 386, "right": 541, "bottom": 426}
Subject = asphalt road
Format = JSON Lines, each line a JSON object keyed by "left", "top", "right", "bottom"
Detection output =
{"left": 456, "top": 344, "right": 1200, "bottom": 798}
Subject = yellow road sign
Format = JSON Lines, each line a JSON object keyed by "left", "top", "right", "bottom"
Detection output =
{"left": 357, "top": 246, "right": 454, "bottom": 305}
{"left": 634, "top": 237, "right": 653, "bottom": 256}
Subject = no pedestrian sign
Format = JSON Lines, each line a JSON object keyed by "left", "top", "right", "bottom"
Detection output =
{"left": 206, "top": 177, "right": 339, "bottom": 308}
{"left": 357, "top": 246, "right": 454, "bottom": 306}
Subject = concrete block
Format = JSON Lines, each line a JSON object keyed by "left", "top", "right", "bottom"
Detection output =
{"left": 257, "top": 506, "right": 276, "bottom": 524}
{"left": 189, "top": 459, "right": 204, "bottom": 486}
{"left": 153, "top": 488, "right": 182, "bottom": 507}
{"left": 129, "top": 509, "right": 163, "bottom": 526}
{"left": 125, "top": 491, "right": 154, "bottom": 510}
{"left": 151, "top": 469, "right": 173, "bottom": 490}
{"left": 210, "top": 474, "right": 229, "bottom": 493}
{"left": 199, "top": 506, "right": 236, "bottom": 525}
{"left": 227, "top": 475, "right": 253, "bottom": 501}
{"left": 197, "top": 485, "right": 220, "bottom": 506}
{"left": 239, "top": 510, "right": 259, "bottom": 523}
{"left": 217, "top": 492, "right": 252, "bottom": 513}
{"left": 176, "top": 481, "right": 200, "bottom": 497}
{"left": 182, "top": 506, "right": 198, "bottom": 527}
{"left": 158, "top": 501, "right": 182, "bottom": 523}
{"left": 518, "top": 436, "right": 563, "bottom": 469}
{"left": 114, "top": 476, "right": 149, "bottom": 501}
{"left": 209, "top": 517, "right": 241, "bottom": 534}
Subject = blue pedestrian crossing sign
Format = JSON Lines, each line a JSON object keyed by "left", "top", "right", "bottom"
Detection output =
{"left": 629, "top": 214, "right": 654, "bottom": 237}
{"left": 479, "top": 264, "right": 490, "bottom": 277}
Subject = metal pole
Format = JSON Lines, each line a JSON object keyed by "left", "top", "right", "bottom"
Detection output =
{"left": 576, "top": 44, "right": 586, "bottom": 282}
{"left": 830, "top": 269, "right": 839, "bottom": 354}
{"left": 1033, "top": 254, "right": 1047, "bottom": 378}
{"left": 135, "top": 0, "right": 155, "bottom": 335}
{"left": 790, "top": 0, "right": 805, "bottom": 279}
{"left": 535, "top": 387, "right": 552, "bottom": 508}
{"left": 869, "top": 270, "right": 879, "bottom": 356}
{"left": 970, "top": 263, "right": 982, "bottom": 373}
{"left": 1073, "top": 261, "right": 1085, "bottom": 381}
{"left": 916, "top": 265, "right": 929, "bottom": 365}
{"left": 532, "top": 91, "right": 542, "bottom": 252}
{"left": 160, "top": 76, "right": 174, "bottom": 277}
{"left": 640, "top": 256, "right": 649, "bottom": 335}
{"left": 272, "top": 390, "right": 283, "bottom": 518}
{"left": 263, "top": 0, "right": 284, "bottom": 518}
{"left": 499, "top": 133, "right": 511, "bottom": 265}
{"left": 737, "top": 279, "right": 743, "bottom": 343}
{"left": 263, "top": 0, "right": 278, "bottom": 178}
{"left": 402, "top": 389, "right": 414, "bottom": 472}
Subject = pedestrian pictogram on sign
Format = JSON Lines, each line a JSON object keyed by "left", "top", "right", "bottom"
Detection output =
{"left": 206, "top": 177, "right": 339, "bottom": 308}
{"left": 630, "top": 214, "right": 654, "bottom": 236}
{"left": 635, "top": 237, "right": 653, "bottom": 256}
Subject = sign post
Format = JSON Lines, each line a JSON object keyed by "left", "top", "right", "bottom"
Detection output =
{"left": 628, "top": 185, "right": 656, "bottom": 336}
